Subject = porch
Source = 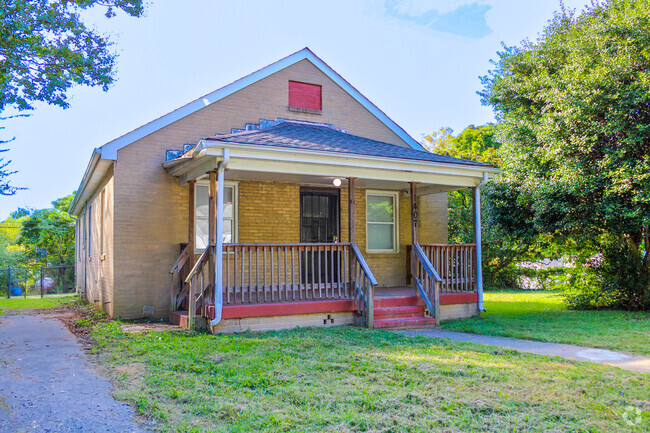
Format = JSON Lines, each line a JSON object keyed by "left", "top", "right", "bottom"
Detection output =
{"left": 164, "top": 121, "right": 495, "bottom": 332}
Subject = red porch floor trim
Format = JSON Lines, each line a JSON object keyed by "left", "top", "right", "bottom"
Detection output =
{"left": 439, "top": 292, "right": 478, "bottom": 305}
{"left": 206, "top": 299, "right": 357, "bottom": 320}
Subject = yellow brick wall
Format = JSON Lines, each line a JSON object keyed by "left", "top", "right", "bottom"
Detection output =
{"left": 75, "top": 166, "right": 115, "bottom": 316}
{"left": 111, "top": 59, "right": 419, "bottom": 319}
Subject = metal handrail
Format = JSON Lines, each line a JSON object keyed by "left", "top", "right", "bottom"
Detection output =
{"left": 185, "top": 245, "right": 212, "bottom": 284}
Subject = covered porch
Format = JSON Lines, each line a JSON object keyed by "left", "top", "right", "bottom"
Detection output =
{"left": 164, "top": 121, "right": 496, "bottom": 332}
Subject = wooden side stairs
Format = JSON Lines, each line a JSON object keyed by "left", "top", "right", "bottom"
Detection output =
{"left": 373, "top": 293, "right": 436, "bottom": 329}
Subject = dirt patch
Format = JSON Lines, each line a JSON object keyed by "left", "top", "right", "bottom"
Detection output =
{"left": 121, "top": 323, "right": 182, "bottom": 334}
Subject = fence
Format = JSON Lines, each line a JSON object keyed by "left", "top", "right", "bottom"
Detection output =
{"left": 0, "top": 265, "right": 75, "bottom": 298}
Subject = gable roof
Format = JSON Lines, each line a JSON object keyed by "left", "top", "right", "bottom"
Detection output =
{"left": 99, "top": 47, "right": 423, "bottom": 160}
{"left": 204, "top": 121, "right": 491, "bottom": 167}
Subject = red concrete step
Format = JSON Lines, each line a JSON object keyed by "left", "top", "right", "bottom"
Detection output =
{"left": 374, "top": 316, "right": 436, "bottom": 329}
{"left": 170, "top": 310, "right": 189, "bottom": 328}
{"left": 373, "top": 296, "right": 422, "bottom": 309}
{"left": 374, "top": 305, "right": 425, "bottom": 319}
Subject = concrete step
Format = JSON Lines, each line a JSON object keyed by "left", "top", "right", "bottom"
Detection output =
{"left": 374, "top": 316, "right": 436, "bottom": 329}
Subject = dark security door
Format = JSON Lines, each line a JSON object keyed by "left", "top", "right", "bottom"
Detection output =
{"left": 300, "top": 189, "right": 340, "bottom": 288}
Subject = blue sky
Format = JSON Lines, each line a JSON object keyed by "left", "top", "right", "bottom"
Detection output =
{"left": 0, "top": 0, "right": 591, "bottom": 219}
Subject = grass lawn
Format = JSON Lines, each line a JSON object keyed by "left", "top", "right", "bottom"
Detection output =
{"left": 0, "top": 293, "right": 78, "bottom": 313}
{"left": 93, "top": 324, "right": 649, "bottom": 433}
{"left": 440, "top": 291, "right": 650, "bottom": 356}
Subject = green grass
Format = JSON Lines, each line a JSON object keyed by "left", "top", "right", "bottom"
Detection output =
{"left": 440, "top": 291, "right": 650, "bottom": 356}
{"left": 93, "top": 324, "right": 649, "bottom": 433}
{"left": 0, "top": 293, "right": 78, "bottom": 313}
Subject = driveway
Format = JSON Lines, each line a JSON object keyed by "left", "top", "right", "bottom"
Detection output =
{"left": 0, "top": 312, "right": 148, "bottom": 433}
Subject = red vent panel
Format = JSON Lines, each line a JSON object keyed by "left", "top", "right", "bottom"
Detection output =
{"left": 289, "top": 81, "right": 321, "bottom": 110}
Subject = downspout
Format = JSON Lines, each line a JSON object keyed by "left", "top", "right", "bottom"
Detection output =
{"left": 474, "top": 172, "right": 489, "bottom": 312}
{"left": 83, "top": 201, "right": 88, "bottom": 298}
{"left": 210, "top": 149, "right": 230, "bottom": 327}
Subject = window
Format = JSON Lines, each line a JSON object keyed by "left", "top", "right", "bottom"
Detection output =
{"left": 366, "top": 191, "right": 398, "bottom": 253}
{"left": 195, "top": 182, "right": 237, "bottom": 251}
{"left": 289, "top": 81, "right": 321, "bottom": 111}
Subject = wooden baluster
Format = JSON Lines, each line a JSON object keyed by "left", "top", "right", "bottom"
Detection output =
{"left": 270, "top": 247, "right": 275, "bottom": 302}
{"left": 298, "top": 246, "right": 303, "bottom": 300}
{"left": 284, "top": 246, "right": 288, "bottom": 302}
{"left": 311, "top": 245, "right": 316, "bottom": 299}
{"left": 263, "top": 247, "right": 267, "bottom": 302}
{"left": 291, "top": 247, "right": 296, "bottom": 300}
{"left": 323, "top": 245, "right": 329, "bottom": 298}
{"left": 278, "top": 246, "right": 283, "bottom": 301}
{"left": 255, "top": 247, "right": 260, "bottom": 303}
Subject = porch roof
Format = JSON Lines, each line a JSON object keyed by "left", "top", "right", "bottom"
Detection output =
{"left": 203, "top": 121, "right": 492, "bottom": 168}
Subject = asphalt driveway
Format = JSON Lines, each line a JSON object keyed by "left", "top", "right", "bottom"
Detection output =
{"left": 0, "top": 312, "right": 148, "bottom": 433}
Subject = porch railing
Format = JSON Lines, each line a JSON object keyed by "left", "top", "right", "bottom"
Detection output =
{"left": 412, "top": 243, "right": 441, "bottom": 319}
{"left": 169, "top": 243, "right": 192, "bottom": 311}
{"left": 223, "top": 243, "right": 352, "bottom": 304}
{"left": 420, "top": 244, "right": 477, "bottom": 292}
{"left": 350, "top": 243, "right": 378, "bottom": 328}
{"left": 184, "top": 245, "right": 213, "bottom": 330}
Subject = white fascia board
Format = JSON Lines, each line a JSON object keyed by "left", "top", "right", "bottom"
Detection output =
{"left": 172, "top": 142, "right": 499, "bottom": 186}
{"left": 69, "top": 149, "right": 113, "bottom": 216}
{"left": 99, "top": 48, "right": 424, "bottom": 160}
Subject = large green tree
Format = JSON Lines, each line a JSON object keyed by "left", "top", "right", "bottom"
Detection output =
{"left": 481, "top": 0, "right": 650, "bottom": 309}
{"left": 0, "top": 0, "right": 146, "bottom": 194}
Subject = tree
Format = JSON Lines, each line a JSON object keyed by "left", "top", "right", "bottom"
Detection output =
{"left": 0, "top": 0, "right": 146, "bottom": 193}
{"left": 480, "top": 0, "right": 650, "bottom": 309}
{"left": 0, "top": 0, "right": 146, "bottom": 111}
{"left": 19, "top": 193, "right": 76, "bottom": 267}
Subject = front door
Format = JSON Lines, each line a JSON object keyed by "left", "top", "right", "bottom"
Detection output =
{"left": 300, "top": 189, "right": 340, "bottom": 287}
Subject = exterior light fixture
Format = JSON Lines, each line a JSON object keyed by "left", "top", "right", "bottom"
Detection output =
{"left": 333, "top": 178, "right": 342, "bottom": 187}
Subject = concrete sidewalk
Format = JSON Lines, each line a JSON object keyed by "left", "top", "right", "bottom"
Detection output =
{"left": 0, "top": 313, "right": 149, "bottom": 433}
{"left": 397, "top": 329, "right": 650, "bottom": 373}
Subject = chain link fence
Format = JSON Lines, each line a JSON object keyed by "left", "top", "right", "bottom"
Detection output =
{"left": 0, "top": 265, "right": 76, "bottom": 298}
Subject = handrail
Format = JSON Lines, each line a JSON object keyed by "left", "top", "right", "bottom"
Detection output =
{"left": 351, "top": 243, "right": 378, "bottom": 286}
{"left": 169, "top": 243, "right": 192, "bottom": 274}
{"left": 226, "top": 242, "right": 352, "bottom": 247}
{"left": 413, "top": 243, "right": 442, "bottom": 282}
{"left": 185, "top": 245, "right": 212, "bottom": 284}
{"left": 412, "top": 242, "right": 440, "bottom": 319}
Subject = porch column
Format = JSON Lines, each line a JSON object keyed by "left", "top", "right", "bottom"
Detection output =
{"left": 472, "top": 173, "right": 488, "bottom": 311}
{"left": 410, "top": 182, "right": 418, "bottom": 292}
{"left": 188, "top": 180, "right": 196, "bottom": 267}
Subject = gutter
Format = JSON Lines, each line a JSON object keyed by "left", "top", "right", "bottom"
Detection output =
{"left": 474, "top": 172, "right": 489, "bottom": 312}
{"left": 209, "top": 148, "right": 231, "bottom": 327}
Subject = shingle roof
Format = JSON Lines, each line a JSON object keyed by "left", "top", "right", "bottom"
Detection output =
{"left": 204, "top": 121, "right": 492, "bottom": 167}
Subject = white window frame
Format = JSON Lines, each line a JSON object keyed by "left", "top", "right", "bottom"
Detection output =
{"left": 194, "top": 180, "right": 238, "bottom": 253}
{"left": 366, "top": 190, "right": 399, "bottom": 254}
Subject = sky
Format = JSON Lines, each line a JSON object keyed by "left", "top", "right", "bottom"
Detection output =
{"left": 0, "top": 0, "right": 592, "bottom": 219}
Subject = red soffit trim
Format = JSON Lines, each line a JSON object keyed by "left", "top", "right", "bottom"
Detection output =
{"left": 289, "top": 81, "right": 321, "bottom": 110}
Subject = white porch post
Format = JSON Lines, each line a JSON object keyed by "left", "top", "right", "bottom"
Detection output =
{"left": 473, "top": 172, "right": 489, "bottom": 311}
{"left": 211, "top": 149, "right": 230, "bottom": 327}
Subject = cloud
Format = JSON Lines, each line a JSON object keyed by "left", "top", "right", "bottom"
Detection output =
{"left": 384, "top": 0, "right": 492, "bottom": 39}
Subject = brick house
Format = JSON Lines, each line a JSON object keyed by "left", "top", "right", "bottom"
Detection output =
{"left": 69, "top": 48, "right": 498, "bottom": 332}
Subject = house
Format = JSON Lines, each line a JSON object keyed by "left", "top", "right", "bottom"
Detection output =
{"left": 69, "top": 48, "right": 498, "bottom": 332}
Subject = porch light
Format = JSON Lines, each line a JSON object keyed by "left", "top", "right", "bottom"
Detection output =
{"left": 333, "top": 178, "right": 342, "bottom": 187}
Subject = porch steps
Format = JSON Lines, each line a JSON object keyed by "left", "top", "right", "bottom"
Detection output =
{"left": 170, "top": 310, "right": 189, "bottom": 328}
{"left": 373, "top": 293, "right": 436, "bottom": 329}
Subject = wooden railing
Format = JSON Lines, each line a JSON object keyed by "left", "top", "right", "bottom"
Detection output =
{"left": 412, "top": 243, "right": 441, "bottom": 319}
{"left": 169, "top": 243, "right": 192, "bottom": 311}
{"left": 420, "top": 244, "right": 477, "bottom": 292}
{"left": 222, "top": 243, "right": 352, "bottom": 304}
{"left": 184, "top": 245, "right": 213, "bottom": 330}
{"left": 350, "top": 243, "right": 378, "bottom": 328}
